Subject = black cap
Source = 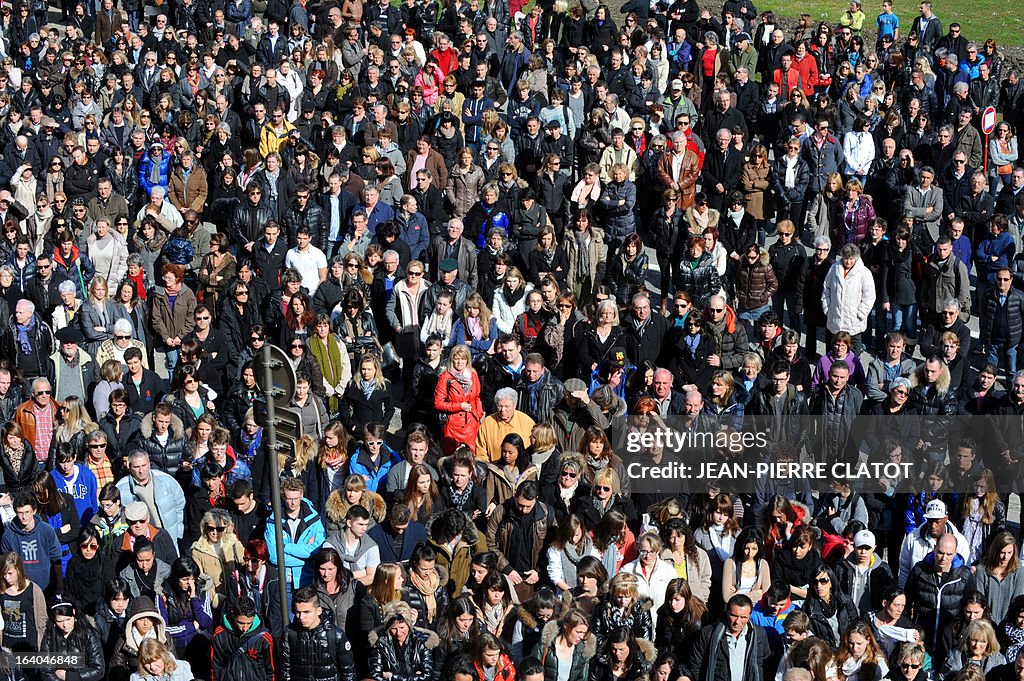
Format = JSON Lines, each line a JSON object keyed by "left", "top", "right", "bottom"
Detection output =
{"left": 55, "top": 326, "right": 85, "bottom": 344}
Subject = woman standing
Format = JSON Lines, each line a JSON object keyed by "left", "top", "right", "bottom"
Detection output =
{"left": 989, "top": 121, "right": 1018, "bottom": 195}
{"left": 836, "top": 179, "right": 876, "bottom": 246}
{"left": 721, "top": 526, "right": 771, "bottom": 605}
{"left": 0, "top": 552, "right": 46, "bottom": 652}
{"left": 959, "top": 469, "right": 1007, "bottom": 566}
{"left": 312, "top": 547, "right": 358, "bottom": 630}
{"left": 157, "top": 557, "right": 214, "bottom": 658}
{"left": 835, "top": 621, "right": 889, "bottom": 681}
{"left": 308, "top": 313, "right": 351, "bottom": 418}
{"left": 446, "top": 148, "right": 485, "bottom": 220}
{"left": 588, "top": 626, "right": 655, "bottom": 681}
{"left": 197, "top": 233, "right": 236, "bottom": 318}
{"left": 39, "top": 598, "right": 105, "bottom": 681}
{"left": 150, "top": 263, "right": 197, "bottom": 375}
{"left": 806, "top": 173, "right": 844, "bottom": 241}
{"left": 342, "top": 355, "right": 394, "bottom": 437}
{"left": 802, "top": 565, "right": 858, "bottom": 649}
{"left": 129, "top": 639, "right": 192, "bottom": 681}
{"left": 621, "top": 533, "right": 677, "bottom": 625}
{"left": 591, "top": 572, "right": 653, "bottom": 649}
{"left": 740, "top": 145, "right": 772, "bottom": 244}
{"left": 534, "top": 608, "right": 594, "bottom": 681}
{"left": 606, "top": 233, "right": 649, "bottom": 307}
{"left": 190, "top": 509, "right": 244, "bottom": 603}
{"left": 451, "top": 293, "right": 498, "bottom": 361}
{"left": 434, "top": 344, "right": 484, "bottom": 456}
{"left": 971, "top": 531, "right": 1024, "bottom": 624}
{"left": 492, "top": 266, "right": 532, "bottom": 335}
{"left": 661, "top": 518, "right": 713, "bottom": 605}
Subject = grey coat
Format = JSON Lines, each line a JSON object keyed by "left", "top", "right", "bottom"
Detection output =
{"left": 903, "top": 185, "right": 945, "bottom": 243}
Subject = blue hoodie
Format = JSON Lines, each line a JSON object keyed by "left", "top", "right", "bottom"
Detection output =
{"left": 51, "top": 464, "right": 99, "bottom": 526}
{"left": 348, "top": 444, "right": 402, "bottom": 494}
{"left": 0, "top": 513, "right": 62, "bottom": 590}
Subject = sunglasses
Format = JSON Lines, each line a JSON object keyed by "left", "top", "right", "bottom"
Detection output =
{"left": 815, "top": 577, "right": 830, "bottom": 584}
{"left": 130, "top": 519, "right": 147, "bottom": 525}
{"left": 595, "top": 485, "right": 612, "bottom": 492}
{"left": 207, "top": 526, "right": 227, "bottom": 533}
{"left": 560, "top": 471, "right": 578, "bottom": 478}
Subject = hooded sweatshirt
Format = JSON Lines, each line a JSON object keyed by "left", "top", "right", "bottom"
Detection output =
{"left": 0, "top": 513, "right": 62, "bottom": 590}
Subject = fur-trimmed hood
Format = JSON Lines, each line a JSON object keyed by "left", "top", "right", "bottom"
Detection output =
{"left": 910, "top": 361, "right": 952, "bottom": 394}
{"left": 368, "top": 601, "right": 440, "bottom": 648}
{"left": 424, "top": 508, "right": 480, "bottom": 549}
{"left": 325, "top": 488, "right": 387, "bottom": 524}
{"left": 139, "top": 410, "right": 185, "bottom": 440}
{"left": 538, "top": 618, "right": 597, "bottom": 657}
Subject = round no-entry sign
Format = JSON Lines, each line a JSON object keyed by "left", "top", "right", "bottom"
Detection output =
{"left": 982, "top": 106, "right": 997, "bottom": 135}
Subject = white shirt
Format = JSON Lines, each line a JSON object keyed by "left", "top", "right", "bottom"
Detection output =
{"left": 285, "top": 245, "right": 328, "bottom": 294}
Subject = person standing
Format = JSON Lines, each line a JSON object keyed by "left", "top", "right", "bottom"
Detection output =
{"left": 281, "top": 586, "right": 357, "bottom": 681}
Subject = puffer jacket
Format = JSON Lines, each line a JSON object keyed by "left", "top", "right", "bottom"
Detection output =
{"left": 591, "top": 595, "right": 654, "bottom": 649}
{"left": 980, "top": 286, "right": 1024, "bottom": 347}
{"left": 606, "top": 251, "right": 649, "bottom": 306}
{"left": 908, "top": 363, "right": 958, "bottom": 452}
{"left": 589, "top": 639, "right": 656, "bottom": 681}
{"left": 735, "top": 249, "right": 778, "bottom": 312}
{"left": 822, "top": 256, "right": 876, "bottom": 335}
{"left": 904, "top": 553, "right": 971, "bottom": 649}
{"left": 768, "top": 240, "right": 807, "bottom": 303}
{"left": 211, "top": 611, "right": 275, "bottom": 681}
{"left": 533, "top": 619, "right": 595, "bottom": 681}
{"left": 281, "top": 617, "right": 357, "bottom": 681}
{"left": 282, "top": 200, "right": 327, "bottom": 249}
{"left": 137, "top": 411, "right": 191, "bottom": 477}
{"left": 368, "top": 626, "right": 437, "bottom": 681}
{"left": 401, "top": 566, "right": 450, "bottom": 631}
{"left": 446, "top": 163, "right": 485, "bottom": 219}
{"left": 675, "top": 251, "right": 723, "bottom": 308}
{"left": 597, "top": 179, "right": 637, "bottom": 239}
{"left": 40, "top": 621, "right": 105, "bottom": 681}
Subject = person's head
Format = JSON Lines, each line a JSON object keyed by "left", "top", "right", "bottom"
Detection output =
{"left": 292, "top": 587, "right": 323, "bottom": 629}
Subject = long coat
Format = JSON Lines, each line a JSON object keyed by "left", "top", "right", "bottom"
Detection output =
{"left": 434, "top": 368, "right": 484, "bottom": 456}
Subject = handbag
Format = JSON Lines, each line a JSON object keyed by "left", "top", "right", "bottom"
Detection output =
{"left": 393, "top": 325, "right": 421, "bottom": 358}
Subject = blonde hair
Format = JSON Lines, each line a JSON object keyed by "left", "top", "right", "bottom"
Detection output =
{"left": 530, "top": 423, "right": 558, "bottom": 451}
{"left": 369, "top": 562, "right": 404, "bottom": 606}
{"left": 136, "top": 639, "right": 177, "bottom": 675}
{"left": 281, "top": 434, "right": 317, "bottom": 473}
{"left": 462, "top": 292, "right": 494, "bottom": 340}
{"left": 592, "top": 467, "right": 621, "bottom": 494}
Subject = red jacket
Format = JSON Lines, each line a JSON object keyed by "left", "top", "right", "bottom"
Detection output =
{"left": 792, "top": 53, "right": 820, "bottom": 95}
{"left": 434, "top": 368, "right": 484, "bottom": 455}
{"left": 476, "top": 653, "right": 517, "bottom": 681}
{"left": 431, "top": 47, "right": 459, "bottom": 77}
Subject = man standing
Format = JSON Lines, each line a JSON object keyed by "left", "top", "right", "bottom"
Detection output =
{"left": 980, "top": 267, "right": 1024, "bottom": 377}
{"left": 702, "top": 128, "right": 745, "bottom": 212}
{"left": 326, "top": 504, "right": 379, "bottom": 585}
{"left": 116, "top": 450, "right": 186, "bottom": 548}
{"left": 284, "top": 225, "right": 328, "bottom": 295}
{"left": 51, "top": 326, "right": 93, "bottom": 402}
{"left": 476, "top": 387, "right": 536, "bottom": 463}
{"left": 14, "top": 377, "right": 61, "bottom": 469}
{"left": 905, "top": 533, "right": 969, "bottom": 650}
{"left": 802, "top": 119, "right": 845, "bottom": 209}
{"left": 834, "top": 529, "right": 895, "bottom": 613}
{"left": 808, "top": 361, "right": 865, "bottom": 464}
{"left": 921, "top": 235, "right": 971, "bottom": 327}
{"left": 1, "top": 492, "right": 63, "bottom": 592}
{"left": 516, "top": 354, "right": 564, "bottom": 426}
{"left": 485, "top": 480, "right": 553, "bottom": 601}
{"left": 682, "top": 595, "right": 771, "bottom": 681}
{"left": 265, "top": 477, "right": 326, "bottom": 591}
{"left": 657, "top": 131, "right": 701, "bottom": 210}
{"left": 211, "top": 596, "right": 275, "bottom": 681}
{"left": 427, "top": 218, "right": 478, "bottom": 288}
{"left": 4, "top": 299, "right": 54, "bottom": 382}
{"left": 282, "top": 587, "right": 357, "bottom": 681}
{"left": 366, "top": 503, "right": 426, "bottom": 563}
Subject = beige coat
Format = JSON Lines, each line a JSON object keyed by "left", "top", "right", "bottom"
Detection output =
{"left": 191, "top": 531, "right": 245, "bottom": 604}
{"left": 740, "top": 162, "right": 772, "bottom": 219}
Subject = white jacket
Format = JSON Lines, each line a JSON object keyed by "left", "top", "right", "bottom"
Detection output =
{"left": 843, "top": 130, "right": 876, "bottom": 175}
{"left": 621, "top": 557, "right": 677, "bottom": 628}
{"left": 897, "top": 521, "right": 970, "bottom": 587}
{"left": 822, "top": 257, "right": 876, "bottom": 335}
{"left": 492, "top": 283, "right": 534, "bottom": 334}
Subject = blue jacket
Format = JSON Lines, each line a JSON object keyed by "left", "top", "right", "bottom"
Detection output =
{"left": 137, "top": 151, "right": 171, "bottom": 198}
{"left": 452, "top": 317, "right": 499, "bottom": 358}
{"left": 51, "top": 464, "right": 99, "bottom": 526}
{"left": 117, "top": 469, "right": 186, "bottom": 544}
{"left": 975, "top": 231, "right": 1015, "bottom": 282}
{"left": 462, "top": 96, "right": 495, "bottom": 144}
{"left": 190, "top": 448, "right": 252, "bottom": 490}
{"left": 264, "top": 497, "right": 325, "bottom": 588}
{"left": 395, "top": 210, "right": 430, "bottom": 260}
{"left": 367, "top": 520, "right": 427, "bottom": 563}
{"left": 348, "top": 444, "right": 401, "bottom": 494}
{"left": 0, "top": 515, "right": 61, "bottom": 590}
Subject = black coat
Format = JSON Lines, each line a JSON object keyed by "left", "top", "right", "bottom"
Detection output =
{"left": 39, "top": 623, "right": 105, "bottom": 681}
{"left": 368, "top": 627, "right": 437, "bottom": 681}
{"left": 685, "top": 622, "right": 770, "bottom": 681}
{"left": 282, "top": 618, "right": 357, "bottom": 681}
{"left": 211, "top": 619, "right": 275, "bottom": 681}
{"left": 341, "top": 383, "right": 395, "bottom": 436}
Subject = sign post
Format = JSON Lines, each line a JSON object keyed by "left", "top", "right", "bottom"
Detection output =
{"left": 253, "top": 343, "right": 298, "bottom": 632}
{"left": 982, "top": 106, "right": 997, "bottom": 172}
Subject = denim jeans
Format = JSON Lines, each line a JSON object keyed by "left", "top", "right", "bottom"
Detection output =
{"left": 891, "top": 304, "right": 918, "bottom": 337}
{"left": 164, "top": 347, "right": 180, "bottom": 375}
{"left": 987, "top": 342, "right": 1019, "bottom": 377}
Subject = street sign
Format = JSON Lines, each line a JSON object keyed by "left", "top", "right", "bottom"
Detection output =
{"left": 252, "top": 343, "right": 296, "bottom": 408}
{"left": 252, "top": 400, "right": 304, "bottom": 442}
{"left": 982, "top": 106, "right": 997, "bottom": 135}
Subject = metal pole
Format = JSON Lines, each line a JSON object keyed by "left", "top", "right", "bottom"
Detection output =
{"left": 261, "top": 343, "right": 290, "bottom": 628}
{"left": 984, "top": 133, "right": 990, "bottom": 173}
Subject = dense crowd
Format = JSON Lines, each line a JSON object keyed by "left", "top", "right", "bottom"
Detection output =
{"left": 1, "top": 0, "right": 1024, "bottom": 680}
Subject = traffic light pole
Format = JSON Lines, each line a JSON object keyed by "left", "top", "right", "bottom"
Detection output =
{"left": 260, "top": 343, "right": 290, "bottom": 629}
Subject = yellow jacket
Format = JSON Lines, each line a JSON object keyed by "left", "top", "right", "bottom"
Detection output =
{"left": 259, "top": 119, "right": 297, "bottom": 158}
{"left": 474, "top": 411, "right": 536, "bottom": 462}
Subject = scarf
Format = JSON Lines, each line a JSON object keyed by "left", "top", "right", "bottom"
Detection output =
{"left": 148, "top": 153, "right": 162, "bottom": 185}
{"left": 409, "top": 569, "right": 441, "bottom": 622}
{"left": 467, "top": 315, "right": 483, "bottom": 340}
{"left": 502, "top": 282, "right": 526, "bottom": 306}
{"left": 1003, "top": 621, "right": 1024, "bottom": 661}
{"left": 323, "top": 447, "right": 347, "bottom": 471}
{"left": 541, "top": 248, "right": 555, "bottom": 268}
{"left": 360, "top": 379, "right": 376, "bottom": 399}
{"left": 573, "top": 230, "right": 591, "bottom": 277}
{"left": 524, "top": 372, "right": 544, "bottom": 415}
{"left": 482, "top": 602, "right": 504, "bottom": 634}
{"left": 449, "top": 481, "right": 473, "bottom": 510}
{"left": 15, "top": 316, "right": 35, "bottom": 354}
{"left": 451, "top": 367, "right": 472, "bottom": 393}
{"left": 586, "top": 454, "right": 609, "bottom": 473}
{"left": 559, "top": 483, "right": 578, "bottom": 503}
{"left": 238, "top": 428, "right": 262, "bottom": 466}
{"left": 5, "top": 443, "right": 24, "bottom": 474}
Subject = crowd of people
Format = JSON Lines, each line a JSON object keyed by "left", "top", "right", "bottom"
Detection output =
{"left": 0, "top": 0, "right": 1023, "bottom": 680}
